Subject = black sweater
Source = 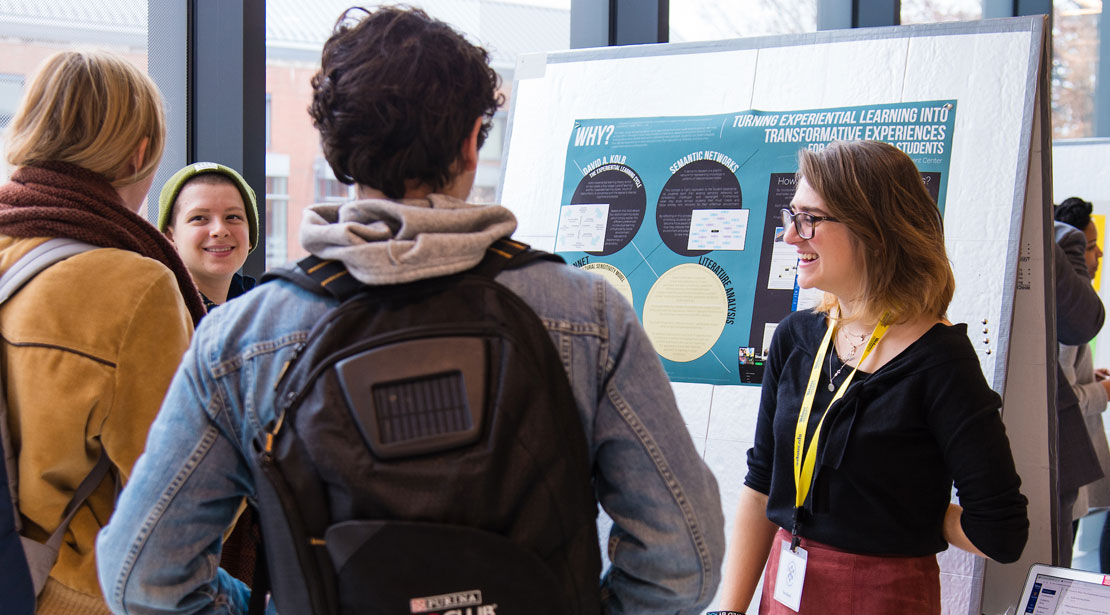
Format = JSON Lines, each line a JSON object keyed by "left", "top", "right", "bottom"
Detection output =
{"left": 200, "top": 272, "right": 257, "bottom": 315}
{"left": 744, "top": 310, "right": 1028, "bottom": 562}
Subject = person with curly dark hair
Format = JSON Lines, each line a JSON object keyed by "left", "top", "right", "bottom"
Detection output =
{"left": 309, "top": 6, "right": 502, "bottom": 200}
{"left": 1057, "top": 197, "right": 1103, "bottom": 280}
{"left": 1049, "top": 194, "right": 1107, "bottom": 567}
{"left": 98, "top": 6, "right": 725, "bottom": 614}
{"left": 1053, "top": 196, "right": 1110, "bottom": 571}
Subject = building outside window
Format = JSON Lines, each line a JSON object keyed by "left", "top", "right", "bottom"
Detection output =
{"left": 1053, "top": 0, "right": 1101, "bottom": 139}
{"left": 266, "top": 152, "right": 291, "bottom": 269}
{"left": 313, "top": 156, "right": 352, "bottom": 203}
{"left": 265, "top": 93, "right": 273, "bottom": 150}
{"left": 265, "top": 176, "right": 289, "bottom": 270}
{"left": 0, "top": 73, "right": 24, "bottom": 128}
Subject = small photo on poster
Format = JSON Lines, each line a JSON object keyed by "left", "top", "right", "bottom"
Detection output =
{"left": 762, "top": 323, "right": 778, "bottom": 356}
{"left": 738, "top": 346, "right": 768, "bottom": 384}
{"left": 556, "top": 203, "right": 609, "bottom": 252}
{"left": 768, "top": 227, "right": 796, "bottom": 290}
{"left": 687, "top": 209, "right": 749, "bottom": 251}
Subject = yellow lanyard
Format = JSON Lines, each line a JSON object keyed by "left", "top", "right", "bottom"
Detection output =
{"left": 790, "top": 310, "right": 890, "bottom": 547}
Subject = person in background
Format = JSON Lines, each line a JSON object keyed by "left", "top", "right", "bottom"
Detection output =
{"left": 157, "top": 162, "right": 262, "bottom": 586}
{"left": 0, "top": 50, "right": 202, "bottom": 614}
{"left": 718, "top": 140, "right": 1027, "bottom": 614}
{"left": 1055, "top": 197, "right": 1110, "bottom": 572}
{"left": 158, "top": 163, "right": 258, "bottom": 312}
{"left": 97, "top": 6, "right": 724, "bottom": 614}
{"left": 1054, "top": 198, "right": 1107, "bottom": 567}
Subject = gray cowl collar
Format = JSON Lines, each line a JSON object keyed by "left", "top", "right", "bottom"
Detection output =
{"left": 299, "top": 193, "right": 518, "bottom": 285}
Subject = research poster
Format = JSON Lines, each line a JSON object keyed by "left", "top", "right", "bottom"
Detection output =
{"left": 556, "top": 101, "right": 957, "bottom": 385}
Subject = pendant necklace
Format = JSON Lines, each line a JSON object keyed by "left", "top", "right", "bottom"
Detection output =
{"left": 828, "top": 328, "right": 865, "bottom": 392}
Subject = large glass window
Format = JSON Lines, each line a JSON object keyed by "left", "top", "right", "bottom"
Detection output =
{"left": 0, "top": 73, "right": 22, "bottom": 185}
{"left": 265, "top": 151, "right": 291, "bottom": 269}
{"left": 265, "top": 0, "right": 571, "bottom": 264}
{"left": 265, "top": 175, "right": 289, "bottom": 270}
{"left": 1053, "top": 1, "right": 1101, "bottom": 139}
{"left": 472, "top": 111, "right": 508, "bottom": 204}
{"left": 313, "top": 157, "right": 352, "bottom": 203}
{"left": 0, "top": 74, "right": 24, "bottom": 128}
{"left": 9, "top": 2, "right": 1102, "bottom": 262}
{"left": 901, "top": 0, "right": 982, "bottom": 24}
{"left": 265, "top": 93, "right": 273, "bottom": 150}
{"left": 670, "top": 0, "right": 816, "bottom": 42}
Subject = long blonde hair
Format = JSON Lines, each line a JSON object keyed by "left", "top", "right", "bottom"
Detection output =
{"left": 6, "top": 50, "right": 165, "bottom": 187}
{"left": 801, "top": 141, "right": 954, "bottom": 324}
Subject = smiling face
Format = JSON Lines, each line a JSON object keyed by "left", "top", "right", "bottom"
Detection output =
{"left": 786, "top": 177, "right": 865, "bottom": 302}
{"left": 166, "top": 180, "right": 249, "bottom": 296}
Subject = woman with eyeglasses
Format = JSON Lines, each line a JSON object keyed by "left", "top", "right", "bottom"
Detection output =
{"left": 716, "top": 140, "right": 1028, "bottom": 615}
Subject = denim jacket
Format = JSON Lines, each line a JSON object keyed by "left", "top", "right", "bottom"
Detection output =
{"left": 96, "top": 227, "right": 724, "bottom": 614}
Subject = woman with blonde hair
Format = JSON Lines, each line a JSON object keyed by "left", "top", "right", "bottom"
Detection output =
{"left": 0, "top": 50, "right": 203, "bottom": 613}
{"left": 717, "top": 140, "right": 1028, "bottom": 614}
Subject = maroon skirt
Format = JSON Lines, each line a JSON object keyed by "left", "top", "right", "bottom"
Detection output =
{"left": 759, "top": 528, "right": 940, "bottom": 615}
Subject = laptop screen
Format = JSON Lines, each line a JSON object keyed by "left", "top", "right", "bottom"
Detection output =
{"left": 1020, "top": 569, "right": 1110, "bottom": 614}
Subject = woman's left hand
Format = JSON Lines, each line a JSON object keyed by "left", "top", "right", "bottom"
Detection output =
{"left": 943, "top": 503, "right": 988, "bottom": 558}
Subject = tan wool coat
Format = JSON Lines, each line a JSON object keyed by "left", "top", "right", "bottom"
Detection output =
{"left": 0, "top": 236, "right": 192, "bottom": 614}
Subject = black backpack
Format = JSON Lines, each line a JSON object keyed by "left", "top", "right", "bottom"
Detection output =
{"left": 252, "top": 238, "right": 601, "bottom": 615}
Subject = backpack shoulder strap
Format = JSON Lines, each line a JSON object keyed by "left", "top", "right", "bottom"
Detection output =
{"left": 295, "top": 256, "right": 363, "bottom": 300}
{"left": 472, "top": 237, "right": 565, "bottom": 278}
{"left": 260, "top": 257, "right": 362, "bottom": 301}
{"left": 0, "top": 239, "right": 100, "bottom": 303}
{"left": 259, "top": 263, "right": 317, "bottom": 294}
{"left": 260, "top": 238, "right": 566, "bottom": 303}
{"left": 43, "top": 454, "right": 111, "bottom": 553}
{"left": 0, "top": 238, "right": 106, "bottom": 596}
{"left": 2, "top": 238, "right": 101, "bottom": 511}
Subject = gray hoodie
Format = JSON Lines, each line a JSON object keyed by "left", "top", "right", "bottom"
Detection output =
{"left": 300, "top": 194, "right": 517, "bottom": 285}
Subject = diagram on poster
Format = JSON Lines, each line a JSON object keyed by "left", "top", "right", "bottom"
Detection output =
{"left": 557, "top": 101, "right": 957, "bottom": 384}
{"left": 555, "top": 203, "right": 611, "bottom": 252}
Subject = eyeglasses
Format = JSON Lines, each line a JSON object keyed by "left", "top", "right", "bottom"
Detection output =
{"left": 781, "top": 208, "right": 839, "bottom": 240}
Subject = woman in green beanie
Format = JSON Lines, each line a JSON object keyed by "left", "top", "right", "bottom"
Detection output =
{"left": 158, "top": 161, "right": 262, "bottom": 586}
{"left": 158, "top": 162, "right": 259, "bottom": 311}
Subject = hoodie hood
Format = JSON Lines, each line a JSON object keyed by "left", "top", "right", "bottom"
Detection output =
{"left": 300, "top": 193, "right": 518, "bottom": 285}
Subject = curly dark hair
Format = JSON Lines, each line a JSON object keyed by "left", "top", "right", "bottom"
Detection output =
{"left": 309, "top": 6, "right": 504, "bottom": 199}
{"left": 1055, "top": 196, "right": 1093, "bottom": 231}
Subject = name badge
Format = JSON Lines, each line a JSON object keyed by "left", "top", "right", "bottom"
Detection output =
{"left": 773, "top": 539, "right": 807, "bottom": 612}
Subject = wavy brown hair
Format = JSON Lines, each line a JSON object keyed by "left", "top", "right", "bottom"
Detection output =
{"left": 800, "top": 140, "right": 954, "bottom": 324}
{"left": 309, "top": 6, "right": 503, "bottom": 199}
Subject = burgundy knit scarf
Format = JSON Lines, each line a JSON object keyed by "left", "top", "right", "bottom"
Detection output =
{"left": 0, "top": 162, "right": 207, "bottom": 325}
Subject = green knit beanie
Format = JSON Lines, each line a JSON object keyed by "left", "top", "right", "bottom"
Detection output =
{"left": 158, "top": 162, "right": 259, "bottom": 252}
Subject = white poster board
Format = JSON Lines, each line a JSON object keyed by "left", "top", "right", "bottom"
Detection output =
{"left": 501, "top": 17, "right": 1050, "bottom": 615}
